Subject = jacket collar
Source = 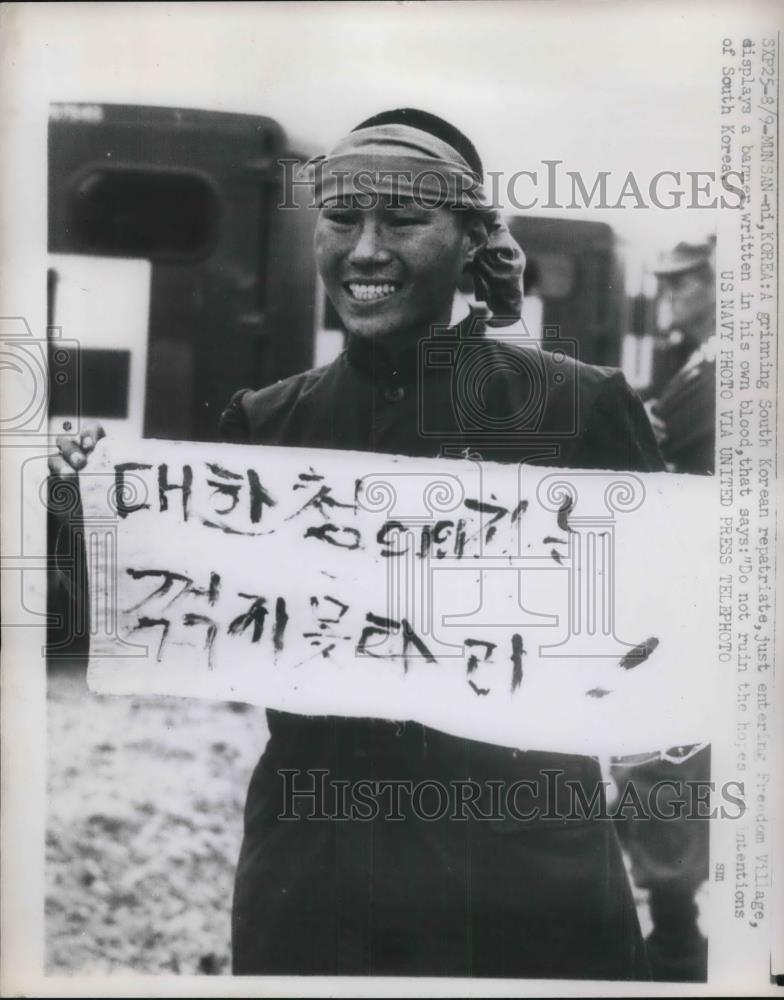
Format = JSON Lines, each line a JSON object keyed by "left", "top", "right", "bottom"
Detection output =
{"left": 343, "top": 312, "right": 484, "bottom": 385}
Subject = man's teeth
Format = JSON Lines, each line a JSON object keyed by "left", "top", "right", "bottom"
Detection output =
{"left": 347, "top": 283, "right": 398, "bottom": 301}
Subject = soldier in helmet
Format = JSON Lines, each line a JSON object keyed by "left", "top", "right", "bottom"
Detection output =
{"left": 647, "top": 239, "right": 716, "bottom": 475}
{"left": 613, "top": 238, "right": 715, "bottom": 982}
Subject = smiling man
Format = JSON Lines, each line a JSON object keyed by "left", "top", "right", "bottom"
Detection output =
{"left": 214, "top": 108, "right": 665, "bottom": 980}
{"left": 318, "top": 195, "right": 483, "bottom": 342}
{"left": 51, "top": 108, "right": 664, "bottom": 981}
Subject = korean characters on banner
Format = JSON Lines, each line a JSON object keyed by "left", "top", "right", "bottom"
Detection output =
{"left": 74, "top": 438, "right": 717, "bottom": 758}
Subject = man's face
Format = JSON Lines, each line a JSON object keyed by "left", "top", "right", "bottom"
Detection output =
{"left": 314, "top": 197, "right": 474, "bottom": 343}
{"left": 657, "top": 265, "right": 715, "bottom": 339}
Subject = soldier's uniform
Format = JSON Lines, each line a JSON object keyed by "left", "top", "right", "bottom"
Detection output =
{"left": 651, "top": 241, "right": 716, "bottom": 477}
{"left": 614, "top": 240, "right": 714, "bottom": 982}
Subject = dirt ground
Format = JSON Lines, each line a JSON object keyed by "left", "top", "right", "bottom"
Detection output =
{"left": 47, "top": 667, "right": 696, "bottom": 976}
{"left": 46, "top": 667, "right": 268, "bottom": 974}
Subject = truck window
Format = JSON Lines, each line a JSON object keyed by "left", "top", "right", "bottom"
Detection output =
{"left": 68, "top": 167, "right": 219, "bottom": 260}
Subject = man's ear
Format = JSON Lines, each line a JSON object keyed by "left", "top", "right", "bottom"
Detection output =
{"left": 463, "top": 212, "right": 488, "bottom": 266}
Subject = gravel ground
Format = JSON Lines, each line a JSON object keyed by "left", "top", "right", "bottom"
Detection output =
{"left": 46, "top": 667, "right": 268, "bottom": 975}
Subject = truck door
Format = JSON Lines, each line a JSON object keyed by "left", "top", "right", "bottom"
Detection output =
{"left": 48, "top": 102, "right": 317, "bottom": 443}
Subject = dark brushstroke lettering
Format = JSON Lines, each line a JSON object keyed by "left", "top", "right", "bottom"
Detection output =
{"left": 400, "top": 619, "right": 437, "bottom": 669}
{"left": 290, "top": 485, "right": 355, "bottom": 520}
{"left": 356, "top": 612, "right": 397, "bottom": 658}
{"left": 199, "top": 517, "right": 273, "bottom": 537}
{"left": 318, "top": 595, "right": 349, "bottom": 622}
{"left": 619, "top": 636, "right": 660, "bottom": 670}
{"left": 432, "top": 520, "right": 454, "bottom": 547}
{"left": 293, "top": 468, "right": 325, "bottom": 488}
{"left": 272, "top": 597, "right": 288, "bottom": 652}
{"left": 184, "top": 571, "right": 221, "bottom": 607}
{"left": 464, "top": 498, "right": 509, "bottom": 544}
{"left": 158, "top": 464, "right": 193, "bottom": 521}
{"left": 182, "top": 612, "right": 218, "bottom": 670}
{"left": 206, "top": 462, "right": 242, "bottom": 515}
{"left": 124, "top": 569, "right": 191, "bottom": 612}
{"left": 557, "top": 495, "right": 575, "bottom": 533}
{"left": 454, "top": 519, "right": 467, "bottom": 558}
{"left": 246, "top": 468, "right": 276, "bottom": 523}
{"left": 377, "top": 520, "right": 407, "bottom": 557}
{"left": 510, "top": 500, "right": 528, "bottom": 522}
{"left": 114, "top": 463, "right": 152, "bottom": 518}
{"left": 228, "top": 595, "right": 268, "bottom": 643}
{"left": 130, "top": 615, "right": 170, "bottom": 661}
{"left": 304, "top": 523, "right": 361, "bottom": 549}
{"left": 125, "top": 569, "right": 220, "bottom": 612}
{"left": 464, "top": 638, "right": 497, "bottom": 675}
{"left": 510, "top": 633, "right": 525, "bottom": 692}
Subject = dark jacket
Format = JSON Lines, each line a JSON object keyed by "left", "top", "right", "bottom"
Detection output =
{"left": 221, "top": 326, "right": 663, "bottom": 472}
{"left": 653, "top": 354, "right": 715, "bottom": 475}
{"left": 222, "top": 321, "right": 662, "bottom": 979}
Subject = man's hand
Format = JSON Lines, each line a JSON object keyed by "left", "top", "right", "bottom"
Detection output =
{"left": 48, "top": 423, "right": 106, "bottom": 479}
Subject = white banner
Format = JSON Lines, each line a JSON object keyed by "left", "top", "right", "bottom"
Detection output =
{"left": 81, "top": 438, "right": 716, "bottom": 757}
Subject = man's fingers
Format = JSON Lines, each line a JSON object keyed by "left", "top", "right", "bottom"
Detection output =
{"left": 80, "top": 424, "right": 105, "bottom": 453}
{"left": 48, "top": 453, "right": 77, "bottom": 479}
{"left": 53, "top": 423, "right": 105, "bottom": 473}
{"left": 55, "top": 435, "right": 87, "bottom": 470}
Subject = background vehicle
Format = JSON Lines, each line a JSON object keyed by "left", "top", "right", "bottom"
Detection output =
{"left": 48, "top": 103, "right": 665, "bottom": 443}
{"left": 48, "top": 103, "right": 318, "bottom": 442}
{"left": 510, "top": 215, "right": 622, "bottom": 367}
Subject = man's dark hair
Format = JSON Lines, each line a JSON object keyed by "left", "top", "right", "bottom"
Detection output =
{"left": 352, "top": 108, "right": 484, "bottom": 179}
